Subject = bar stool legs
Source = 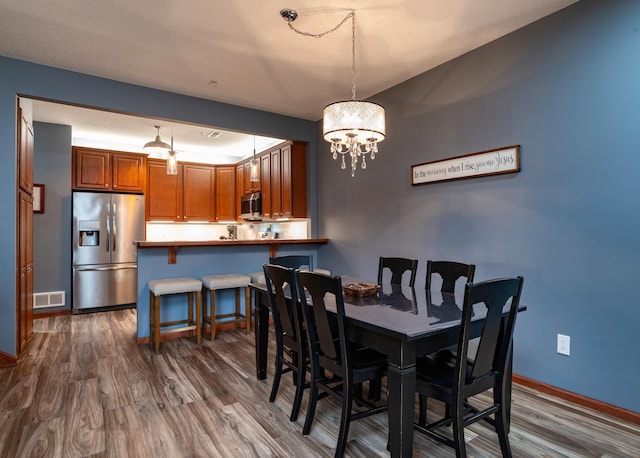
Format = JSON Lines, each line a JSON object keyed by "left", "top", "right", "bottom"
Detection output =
{"left": 201, "top": 274, "right": 252, "bottom": 340}
{"left": 148, "top": 277, "right": 202, "bottom": 352}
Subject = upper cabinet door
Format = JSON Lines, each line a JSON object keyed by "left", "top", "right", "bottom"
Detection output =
{"left": 183, "top": 163, "right": 215, "bottom": 221}
{"left": 260, "top": 151, "right": 272, "bottom": 218}
{"left": 146, "top": 159, "right": 182, "bottom": 221}
{"left": 112, "top": 153, "right": 146, "bottom": 192}
{"left": 216, "top": 166, "right": 236, "bottom": 221}
{"left": 270, "top": 148, "right": 282, "bottom": 217}
{"left": 73, "top": 148, "right": 111, "bottom": 190}
{"left": 73, "top": 147, "right": 146, "bottom": 192}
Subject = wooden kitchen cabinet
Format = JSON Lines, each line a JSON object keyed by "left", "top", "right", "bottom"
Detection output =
{"left": 235, "top": 164, "right": 244, "bottom": 220}
{"left": 216, "top": 166, "right": 236, "bottom": 221}
{"left": 263, "top": 141, "right": 307, "bottom": 218}
{"left": 183, "top": 163, "right": 215, "bottom": 221}
{"left": 73, "top": 146, "right": 146, "bottom": 193}
{"left": 146, "top": 159, "right": 216, "bottom": 221}
{"left": 146, "top": 159, "right": 182, "bottom": 220}
{"left": 270, "top": 148, "right": 282, "bottom": 217}
{"left": 260, "top": 152, "right": 272, "bottom": 218}
{"left": 243, "top": 159, "right": 261, "bottom": 194}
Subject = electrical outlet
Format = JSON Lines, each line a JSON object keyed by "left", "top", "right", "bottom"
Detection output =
{"left": 557, "top": 334, "right": 570, "bottom": 356}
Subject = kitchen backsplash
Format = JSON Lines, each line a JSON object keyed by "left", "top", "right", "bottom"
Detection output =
{"left": 145, "top": 219, "right": 310, "bottom": 242}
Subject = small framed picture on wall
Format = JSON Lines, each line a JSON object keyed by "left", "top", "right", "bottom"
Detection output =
{"left": 33, "top": 183, "right": 45, "bottom": 213}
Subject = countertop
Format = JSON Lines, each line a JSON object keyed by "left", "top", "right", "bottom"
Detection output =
{"left": 135, "top": 238, "right": 328, "bottom": 248}
{"left": 134, "top": 238, "right": 329, "bottom": 263}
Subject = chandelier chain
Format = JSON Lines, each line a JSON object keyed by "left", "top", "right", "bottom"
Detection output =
{"left": 285, "top": 10, "right": 357, "bottom": 100}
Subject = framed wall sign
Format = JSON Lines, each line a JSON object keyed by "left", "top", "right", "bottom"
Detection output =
{"left": 33, "top": 183, "right": 45, "bottom": 213}
{"left": 411, "top": 145, "right": 520, "bottom": 186}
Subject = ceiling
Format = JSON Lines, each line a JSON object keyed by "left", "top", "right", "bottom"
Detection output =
{"left": 1, "top": 0, "right": 577, "bottom": 162}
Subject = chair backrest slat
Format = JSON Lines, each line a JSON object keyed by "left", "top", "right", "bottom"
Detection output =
{"left": 426, "top": 260, "right": 476, "bottom": 294}
{"left": 377, "top": 257, "right": 418, "bottom": 287}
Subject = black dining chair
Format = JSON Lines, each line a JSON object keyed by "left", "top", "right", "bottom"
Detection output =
{"left": 419, "top": 260, "right": 476, "bottom": 418}
{"left": 377, "top": 257, "right": 418, "bottom": 287}
{"left": 263, "top": 264, "right": 307, "bottom": 421}
{"left": 425, "top": 260, "right": 476, "bottom": 294}
{"left": 296, "top": 270, "right": 388, "bottom": 458}
{"left": 414, "top": 276, "right": 524, "bottom": 458}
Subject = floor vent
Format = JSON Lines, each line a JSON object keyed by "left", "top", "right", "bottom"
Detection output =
{"left": 33, "top": 291, "right": 66, "bottom": 309}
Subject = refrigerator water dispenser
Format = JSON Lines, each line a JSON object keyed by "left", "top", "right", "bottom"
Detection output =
{"left": 78, "top": 220, "right": 100, "bottom": 246}
{"left": 79, "top": 230, "right": 99, "bottom": 246}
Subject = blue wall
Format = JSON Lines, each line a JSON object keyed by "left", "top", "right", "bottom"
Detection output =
{"left": 317, "top": 0, "right": 640, "bottom": 413}
{"left": 33, "top": 122, "right": 72, "bottom": 311}
{"left": 0, "top": 56, "right": 318, "bottom": 357}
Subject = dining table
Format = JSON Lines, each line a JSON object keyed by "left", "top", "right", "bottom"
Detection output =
{"left": 250, "top": 278, "right": 526, "bottom": 457}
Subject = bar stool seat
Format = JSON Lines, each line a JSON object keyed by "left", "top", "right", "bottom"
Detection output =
{"left": 202, "top": 273, "right": 252, "bottom": 340}
{"left": 148, "top": 277, "right": 202, "bottom": 352}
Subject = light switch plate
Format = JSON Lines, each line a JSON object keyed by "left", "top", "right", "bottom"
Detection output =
{"left": 557, "top": 334, "right": 570, "bottom": 356}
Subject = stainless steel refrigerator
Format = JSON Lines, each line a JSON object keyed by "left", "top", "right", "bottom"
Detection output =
{"left": 72, "top": 192, "right": 144, "bottom": 312}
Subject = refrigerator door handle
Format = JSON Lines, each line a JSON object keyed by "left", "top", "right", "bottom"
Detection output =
{"left": 106, "top": 202, "right": 111, "bottom": 253}
{"left": 112, "top": 202, "right": 117, "bottom": 252}
{"left": 74, "top": 265, "right": 137, "bottom": 272}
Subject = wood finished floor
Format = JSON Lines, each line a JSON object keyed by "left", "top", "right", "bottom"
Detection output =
{"left": 1, "top": 309, "right": 639, "bottom": 457}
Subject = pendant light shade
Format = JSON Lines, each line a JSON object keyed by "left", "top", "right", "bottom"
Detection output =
{"left": 323, "top": 100, "right": 386, "bottom": 144}
{"left": 166, "top": 135, "right": 178, "bottom": 175}
{"left": 144, "top": 125, "right": 171, "bottom": 154}
{"left": 249, "top": 136, "right": 259, "bottom": 182}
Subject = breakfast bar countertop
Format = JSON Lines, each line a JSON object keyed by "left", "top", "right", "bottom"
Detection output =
{"left": 134, "top": 238, "right": 329, "bottom": 263}
{"left": 134, "top": 238, "right": 328, "bottom": 248}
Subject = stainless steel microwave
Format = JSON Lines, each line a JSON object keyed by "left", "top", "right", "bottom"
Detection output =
{"left": 240, "top": 192, "right": 262, "bottom": 221}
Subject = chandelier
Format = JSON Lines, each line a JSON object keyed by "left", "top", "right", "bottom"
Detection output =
{"left": 281, "top": 9, "right": 385, "bottom": 177}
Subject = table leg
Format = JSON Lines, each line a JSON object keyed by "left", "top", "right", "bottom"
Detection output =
{"left": 254, "top": 293, "right": 270, "bottom": 380}
{"left": 387, "top": 362, "right": 416, "bottom": 457}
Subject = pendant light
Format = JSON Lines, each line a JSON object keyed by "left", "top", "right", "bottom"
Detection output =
{"left": 249, "top": 136, "right": 259, "bottom": 182}
{"left": 281, "top": 8, "right": 385, "bottom": 177}
{"left": 166, "top": 133, "right": 178, "bottom": 175}
{"left": 143, "top": 125, "right": 171, "bottom": 154}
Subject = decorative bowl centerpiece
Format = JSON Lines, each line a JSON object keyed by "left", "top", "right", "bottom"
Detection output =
{"left": 342, "top": 282, "right": 380, "bottom": 297}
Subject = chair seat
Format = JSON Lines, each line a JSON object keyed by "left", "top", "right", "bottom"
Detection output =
{"left": 148, "top": 277, "right": 202, "bottom": 296}
{"left": 353, "top": 347, "right": 388, "bottom": 369}
{"left": 202, "top": 273, "right": 251, "bottom": 290}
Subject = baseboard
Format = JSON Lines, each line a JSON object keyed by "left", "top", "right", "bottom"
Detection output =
{"left": 136, "top": 319, "right": 253, "bottom": 345}
{"left": 513, "top": 374, "right": 640, "bottom": 425}
{"left": 0, "top": 350, "right": 17, "bottom": 368}
{"left": 33, "top": 309, "right": 72, "bottom": 319}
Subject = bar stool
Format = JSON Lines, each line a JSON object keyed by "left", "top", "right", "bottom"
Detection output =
{"left": 201, "top": 273, "right": 252, "bottom": 340}
{"left": 148, "top": 277, "right": 202, "bottom": 352}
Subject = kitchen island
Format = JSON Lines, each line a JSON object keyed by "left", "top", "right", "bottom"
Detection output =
{"left": 134, "top": 238, "right": 328, "bottom": 342}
